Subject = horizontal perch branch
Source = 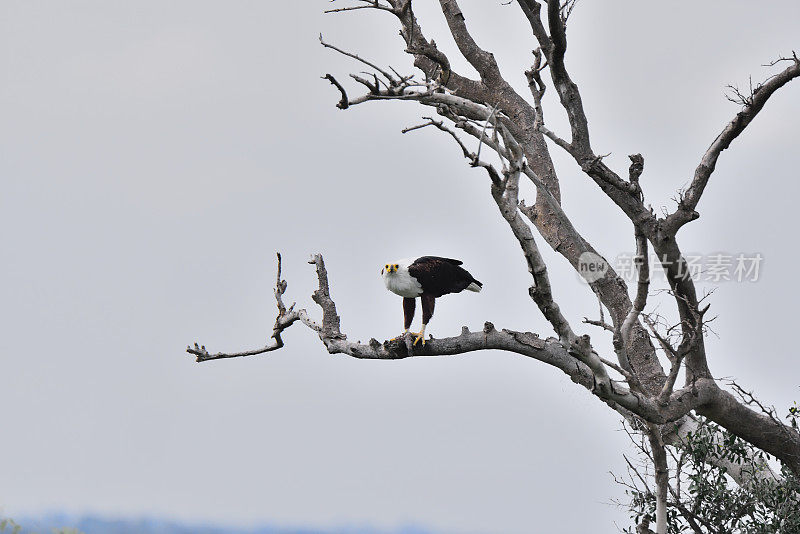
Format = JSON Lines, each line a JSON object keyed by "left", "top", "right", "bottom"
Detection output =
{"left": 187, "top": 253, "right": 725, "bottom": 427}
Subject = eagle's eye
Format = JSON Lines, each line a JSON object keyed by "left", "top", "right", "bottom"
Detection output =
{"left": 385, "top": 264, "right": 389, "bottom": 270}
{"left": 394, "top": 264, "right": 399, "bottom": 269}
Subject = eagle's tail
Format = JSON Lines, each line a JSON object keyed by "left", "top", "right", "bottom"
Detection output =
{"left": 466, "top": 280, "right": 483, "bottom": 292}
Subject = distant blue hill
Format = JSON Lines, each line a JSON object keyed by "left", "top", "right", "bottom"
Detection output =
{"left": 12, "top": 514, "right": 437, "bottom": 534}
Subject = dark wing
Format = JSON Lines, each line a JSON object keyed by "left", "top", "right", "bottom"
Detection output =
{"left": 408, "top": 256, "right": 480, "bottom": 297}
{"left": 415, "top": 256, "right": 463, "bottom": 266}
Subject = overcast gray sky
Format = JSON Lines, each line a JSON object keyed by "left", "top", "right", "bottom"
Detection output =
{"left": 2, "top": 2, "right": 799, "bottom": 533}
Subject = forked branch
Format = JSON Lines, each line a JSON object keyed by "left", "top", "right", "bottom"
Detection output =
{"left": 186, "top": 253, "right": 320, "bottom": 362}
{"left": 664, "top": 56, "right": 800, "bottom": 234}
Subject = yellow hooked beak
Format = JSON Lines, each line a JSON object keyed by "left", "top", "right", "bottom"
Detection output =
{"left": 382, "top": 263, "right": 399, "bottom": 274}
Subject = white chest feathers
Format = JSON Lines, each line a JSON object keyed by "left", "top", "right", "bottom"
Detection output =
{"left": 383, "top": 267, "right": 423, "bottom": 298}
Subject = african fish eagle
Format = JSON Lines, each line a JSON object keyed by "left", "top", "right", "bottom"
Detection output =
{"left": 381, "top": 256, "right": 482, "bottom": 345}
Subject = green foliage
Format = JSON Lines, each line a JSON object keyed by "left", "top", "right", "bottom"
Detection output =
{"left": 622, "top": 411, "right": 800, "bottom": 533}
{"left": 787, "top": 402, "right": 799, "bottom": 432}
{"left": 0, "top": 518, "right": 22, "bottom": 534}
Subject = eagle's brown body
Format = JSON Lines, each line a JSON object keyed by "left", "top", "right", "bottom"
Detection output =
{"left": 381, "top": 256, "right": 482, "bottom": 345}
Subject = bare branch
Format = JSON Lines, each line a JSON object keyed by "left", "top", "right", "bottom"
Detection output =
{"left": 402, "top": 117, "right": 502, "bottom": 184}
{"left": 517, "top": 2, "right": 657, "bottom": 239}
{"left": 187, "top": 253, "right": 319, "bottom": 363}
{"left": 544, "top": 0, "right": 590, "bottom": 151}
{"left": 320, "top": 34, "right": 397, "bottom": 85}
{"left": 325, "top": 0, "right": 394, "bottom": 14}
{"left": 437, "top": 0, "right": 502, "bottom": 83}
{"left": 640, "top": 314, "right": 687, "bottom": 407}
{"left": 517, "top": 1, "right": 552, "bottom": 56}
{"left": 620, "top": 231, "right": 650, "bottom": 355}
{"left": 188, "top": 342, "right": 283, "bottom": 362}
{"left": 646, "top": 424, "right": 669, "bottom": 534}
{"left": 524, "top": 47, "right": 547, "bottom": 108}
{"left": 598, "top": 355, "right": 634, "bottom": 381}
{"left": 441, "top": 110, "right": 560, "bottom": 205}
{"left": 524, "top": 47, "right": 574, "bottom": 154}
{"left": 664, "top": 56, "right": 800, "bottom": 234}
{"left": 350, "top": 73, "right": 380, "bottom": 94}
{"left": 657, "top": 355, "right": 685, "bottom": 407}
{"left": 583, "top": 317, "right": 614, "bottom": 332}
{"left": 322, "top": 74, "right": 349, "bottom": 109}
{"left": 627, "top": 153, "right": 644, "bottom": 199}
{"left": 559, "top": 0, "right": 579, "bottom": 24}
{"left": 474, "top": 103, "right": 500, "bottom": 163}
{"left": 623, "top": 452, "right": 652, "bottom": 494}
{"left": 490, "top": 129, "right": 576, "bottom": 344}
{"left": 762, "top": 50, "right": 799, "bottom": 67}
{"left": 539, "top": 124, "right": 572, "bottom": 153}
{"left": 387, "top": 0, "right": 485, "bottom": 98}
{"left": 612, "top": 231, "right": 649, "bottom": 393}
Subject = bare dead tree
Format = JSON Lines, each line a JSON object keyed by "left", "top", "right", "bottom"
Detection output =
{"left": 187, "top": 3, "right": 800, "bottom": 532}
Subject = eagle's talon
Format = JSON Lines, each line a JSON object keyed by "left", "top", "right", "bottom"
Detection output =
{"left": 391, "top": 331, "right": 418, "bottom": 342}
{"left": 412, "top": 333, "right": 426, "bottom": 346}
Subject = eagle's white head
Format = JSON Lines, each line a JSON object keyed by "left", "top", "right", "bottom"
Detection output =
{"left": 381, "top": 259, "right": 423, "bottom": 298}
